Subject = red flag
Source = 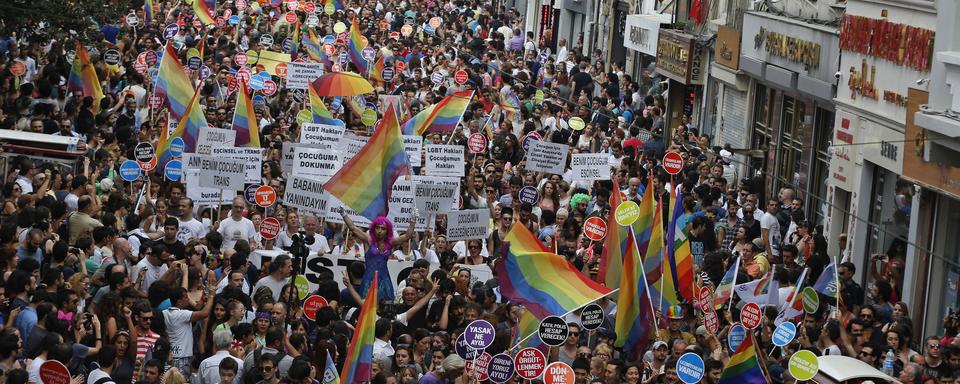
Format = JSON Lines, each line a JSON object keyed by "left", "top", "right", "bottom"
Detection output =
{"left": 691, "top": 0, "right": 707, "bottom": 25}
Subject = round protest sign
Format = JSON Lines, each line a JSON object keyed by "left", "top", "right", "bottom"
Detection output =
{"left": 119, "top": 160, "right": 143, "bottom": 182}
{"left": 543, "top": 362, "right": 575, "bottom": 384}
{"left": 676, "top": 353, "right": 705, "bottom": 384}
{"left": 135, "top": 142, "right": 155, "bottom": 163}
{"left": 487, "top": 353, "right": 515, "bottom": 384}
{"left": 9, "top": 62, "right": 25, "bottom": 77}
{"left": 579, "top": 303, "right": 605, "bottom": 331}
{"left": 360, "top": 109, "right": 378, "bottom": 126}
{"left": 255, "top": 186, "right": 276, "bottom": 207}
{"left": 569, "top": 117, "right": 585, "bottom": 131}
{"left": 324, "top": 1, "right": 334, "bottom": 14}
{"left": 274, "top": 62, "right": 288, "bottom": 77}
{"left": 103, "top": 49, "right": 121, "bottom": 65}
{"left": 361, "top": 47, "right": 376, "bottom": 61}
{"left": 262, "top": 80, "right": 277, "bottom": 96}
{"left": 259, "top": 217, "right": 281, "bottom": 240}
{"left": 245, "top": 184, "right": 261, "bottom": 205}
{"left": 728, "top": 324, "right": 747, "bottom": 352}
{"left": 245, "top": 50, "right": 259, "bottom": 64}
{"left": 302, "top": 1, "right": 315, "bottom": 12}
{"left": 169, "top": 137, "right": 185, "bottom": 158}
{"left": 302, "top": 295, "right": 328, "bottom": 321}
{"left": 515, "top": 347, "right": 546, "bottom": 380}
{"left": 538, "top": 316, "right": 569, "bottom": 347}
{"left": 468, "top": 133, "right": 487, "bottom": 153}
{"left": 234, "top": 52, "right": 248, "bottom": 66}
{"left": 582, "top": 217, "right": 607, "bottom": 241}
{"left": 382, "top": 66, "right": 395, "bottom": 82}
{"left": 126, "top": 13, "right": 140, "bottom": 27}
{"left": 464, "top": 320, "right": 495, "bottom": 350}
{"left": 401, "top": 24, "right": 413, "bottom": 36}
{"left": 662, "top": 151, "right": 684, "bottom": 175}
{"left": 39, "top": 360, "right": 71, "bottom": 384}
{"left": 615, "top": 201, "right": 640, "bottom": 225}
{"left": 772, "top": 322, "right": 797, "bottom": 347}
{"left": 431, "top": 72, "right": 445, "bottom": 85}
{"left": 395, "top": 61, "right": 406, "bottom": 72}
{"left": 163, "top": 24, "right": 180, "bottom": 40}
{"left": 333, "top": 22, "right": 347, "bottom": 34}
{"left": 518, "top": 186, "right": 539, "bottom": 205}
{"left": 740, "top": 302, "right": 762, "bottom": 329}
{"left": 429, "top": 16, "right": 442, "bottom": 28}
{"left": 455, "top": 333, "right": 480, "bottom": 360}
{"left": 465, "top": 352, "right": 492, "bottom": 381}
{"left": 143, "top": 50, "right": 158, "bottom": 66}
{"left": 697, "top": 286, "right": 714, "bottom": 313}
{"left": 236, "top": 0, "right": 247, "bottom": 9}
{"left": 163, "top": 159, "right": 183, "bottom": 182}
{"left": 521, "top": 131, "right": 541, "bottom": 151}
{"left": 259, "top": 34, "right": 274, "bottom": 48}
{"left": 801, "top": 287, "right": 820, "bottom": 314}
{"left": 788, "top": 350, "right": 819, "bottom": 381}
{"left": 455, "top": 70, "right": 469, "bottom": 85}
{"left": 534, "top": 89, "right": 544, "bottom": 104}
{"left": 704, "top": 310, "right": 719, "bottom": 335}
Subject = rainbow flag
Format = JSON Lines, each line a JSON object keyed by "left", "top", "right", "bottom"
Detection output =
{"left": 193, "top": 0, "right": 216, "bottom": 25}
{"left": 231, "top": 81, "right": 261, "bottom": 147}
{"left": 495, "top": 224, "right": 613, "bottom": 320}
{"left": 340, "top": 272, "right": 377, "bottom": 384}
{"left": 325, "top": 0, "right": 344, "bottom": 11}
{"left": 400, "top": 90, "right": 474, "bottom": 135}
{"left": 718, "top": 333, "right": 766, "bottom": 384}
{"left": 511, "top": 310, "right": 547, "bottom": 352}
{"left": 369, "top": 55, "right": 385, "bottom": 88}
{"left": 67, "top": 42, "right": 104, "bottom": 113}
{"left": 614, "top": 225, "right": 655, "bottom": 360}
{"left": 322, "top": 352, "right": 340, "bottom": 384}
{"left": 158, "top": 84, "right": 205, "bottom": 169}
{"left": 304, "top": 29, "right": 333, "bottom": 69}
{"left": 713, "top": 258, "right": 740, "bottom": 310}
{"left": 666, "top": 187, "right": 696, "bottom": 303}
{"left": 308, "top": 86, "right": 345, "bottom": 127}
{"left": 500, "top": 92, "right": 522, "bottom": 125}
{"left": 635, "top": 178, "right": 678, "bottom": 310}
{"left": 597, "top": 178, "right": 627, "bottom": 288}
{"left": 155, "top": 42, "right": 195, "bottom": 123}
{"left": 324, "top": 104, "right": 410, "bottom": 220}
{"left": 348, "top": 16, "right": 367, "bottom": 75}
{"left": 775, "top": 268, "right": 809, "bottom": 325}
{"left": 734, "top": 270, "right": 779, "bottom": 307}
{"left": 289, "top": 22, "right": 301, "bottom": 57}
{"left": 144, "top": 0, "right": 155, "bottom": 26}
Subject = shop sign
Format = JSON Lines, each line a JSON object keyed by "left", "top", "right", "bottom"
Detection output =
{"left": 861, "top": 119, "right": 904, "bottom": 174}
{"left": 623, "top": 15, "right": 662, "bottom": 57}
{"left": 741, "top": 12, "right": 839, "bottom": 83}
{"left": 655, "top": 30, "right": 696, "bottom": 85}
{"left": 828, "top": 110, "right": 858, "bottom": 191}
{"left": 715, "top": 26, "right": 740, "bottom": 70}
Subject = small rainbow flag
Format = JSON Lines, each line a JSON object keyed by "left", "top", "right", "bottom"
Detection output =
{"left": 717, "top": 333, "right": 766, "bottom": 384}
{"left": 158, "top": 84, "right": 206, "bottom": 169}
{"left": 775, "top": 268, "right": 809, "bottom": 324}
{"left": 734, "top": 269, "right": 778, "bottom": 307}
{"left": 155, "top": 42, "right": 195, "bottom": 123}
{"left": 369, "top": 55, "right": 386, "bottom": 88}
{"left": 324, "top": 103, "right": 410, "bottom": 220}
{"left": 400, "top": 90, "right": 474, "bottom": 135}
{"left": 193, "top": 0, "right": 216, "bottom": 25}
{"left": 289, "top": 22, "right": 301, "bottom": 57}
{"left": 713, "top": 257, "right": 740, "bottom": 310}
{"left": 304, "top": 29, "right": 333, "bottom": 69}
{"left": 308, "top": 86, "right": 345, "bottom": 127}
{"left": 511, "top": 310, "right": 548, "bottom": 352}
{"left": 643, "top": 187, "right": 678, "bottom": 310}
{"left": 340, "top": 272, "right": 377, "bottom": 384}
{"left": 67, "top": 42, "right": 104, "bottom": 113}
{"left": 495, "top": 224, "right": 613, "bottom": 320}
{"left": 144, "top": 0, "right": 155, "bottom": 26}
{"left": 348, "top": 16, "right": 367, "bottom": 75}
{"left": 325, "top": 0, "right": 344, "bottom": 12}
{"left": 231, "top": 81, "right": 261, "bottom": 147}
{"left": 323, "top": 352, "right": 340, "bottom": 384}
{"left": 666, "top": 187, "right": 696, "bottom": 303}
{"left": 614, "top": 225, "right": 655, "bottom": 360}
{"left": 500, "top": 92, "right": 522, "bottom": 125}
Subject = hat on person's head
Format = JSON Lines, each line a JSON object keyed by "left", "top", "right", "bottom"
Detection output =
{"left": 653, "top": 340, "right": 668, "bottom": 350}
{"left": 99, "top": 178, "right": 114, "bottom": 191}
{"left": 556, "top": 207, "right": 569, "bottom": 218}
{"left": 751, "top": 237, "right": 765, "bottom": 251}
{"left": 498, "top": 194, "right": 513, "bottom": 206}
{"left": 666, "top": 305, "right": 684, "bottom": 319}
{"left": 719, "top": 149, "right": 733, "bottom": 163}
{"left": 441, "top": 355, "right": 465, "bottom": 372}
{"left": 695, "top": 325, "right": 708, "bottom": 337}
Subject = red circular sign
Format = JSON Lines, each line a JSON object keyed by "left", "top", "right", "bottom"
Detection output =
{"left": 138, "top": 155, "right": 158, "bottom": 172}
{"left": 429, "top": 17, "right": 442, "bottom": 28}
{"left": 465, "top": 352, "right": 492, "bottom": 382}
{"left": 39, "top": 360, "right": 71, "bottom": 384}
{"left": 234, "top": 52, "right": 248, "bottom": 66}
{"left": 302, "top": 2, "right": 316, "bottom": 13}
{"left": 698, "top": 286, "right": 714, "bottom": 313}
{"left": 544, "top": 361, "right": 576, "bottom": 384}
{"left": 134, "top": 61, "right": 149, "bottom": 74}
{"left": 143, "top": 51, "right": 158, "bottom": 66}
{"left": 455, "top": 70, "right": 469, "bottom": 85}
{"left": 395, "top": 61, "right": 405, "bottom": 72}
{"left": 260, "top": 217, "right": 281, "bottom": 240}
{"left": 236, "top": 0, "right": 247, "bottom": 10}
{"left": 303, "top": 295, "right": 328, "bottom": 321}
{"left": 262, "top": 80, "right": 277, "bottom": 96}
{"left": 514, "top": 347, "right": 546, "bottom": 380}
{"left": 285, "top": 11, "right": 298, "bottom": 23}
{"left": 322, "top": 43, "right": 335, "bottom": 56}
{"left": 401, "top": 24, "right": 413, "bottom": 36}
{"left": 274, "top": 62, "right": 288, "bottom": 77}
{"left": 216, "top": 16, "right": 226, "bottom": 28}
{"left": 237, "top": 68, "right": 252, "bottom": 84}
{"left": 286, "top": 1, "right": 298, "bottom": 10}
{"left": 255, "top": 185, "right": 277, "bottom": 207}
{"left": 704, "top": 310, "right": 719, "bottom": 335}
{"left": 389, "top": 31, "right": 400, "bottom": 40}
{"left": 9, "top": 61, "right": 26, "bottom": 76}
{"left": 468, "top": 133, "right": 487, "bottom": 153}
{"left": 148, "top": 95, "right": 163, "bottom": 109}
{"left": 582, "top": 217, "right": 607, "bottom": 241}
{"left": 192, "top": 18, "right": 203, "bottom": 29}
{"left": 740, "top": 302, "right": 763, "bottom": 329}
{"left": 662, "top": 151, "right": 684, "bottom": 175}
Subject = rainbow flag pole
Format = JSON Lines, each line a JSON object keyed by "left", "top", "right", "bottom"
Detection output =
{"left": 510, "top": 288, "right": 620, "bottom": 350}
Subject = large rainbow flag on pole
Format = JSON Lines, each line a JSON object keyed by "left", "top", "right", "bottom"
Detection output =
{"left": 495, "top": 224, "right": 613, "bottom": 320}
{"left": 635, "top": 178, "right": 678, "bottom": 310}
{"left": 597, "top": 178, "right": 626, "bottom": 288}
{"left": 324, "top": 104, "right": 410, "bottom": 220}
{"left": 713, "top": 258, "right": 740, "bottom": 310}
{"left": 348, "top": 16, "right": 367, "bottom": 75}
{"left": 666, "top": 187, "right": 696, "bottom": 303}
{"left": 231, "top": 81, "right": 261, "bottom": 147}
{"left": 67, "top": 42, "right": 104, "bottom": 113}
{"left": 717, "top": 333, "right": 766, "bottom": 384}
{"left": 400, "top": 90, "right": 474, "bottom": 135}
{"left": 158, "top": 83, "right": 206, "bottom": 168}
{"left": 308, "top": 86, "right": 345, "bottom": 127}
{"left": 193, "top": 0, "right": 216, "bottom": 25}
{"left": 340, "top": 272, "right": 378, "bottom": 384}
{"left": 303, "top": 29, "right": 333, "bottom": 69}
{"left": 155, "top": 42, "right": 195, "bottom": 123}
{"left": 614, "top": 225, "right": 656, "bottom": 360}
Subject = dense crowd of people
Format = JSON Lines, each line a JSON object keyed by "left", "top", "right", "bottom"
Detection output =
{"left": 0, "top": 0, "right": 954, "bottom": 384}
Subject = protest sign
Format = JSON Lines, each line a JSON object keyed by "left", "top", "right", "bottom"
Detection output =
{"left": 292, "top": 147, "right": 342, "bottom": 182}
{"left": 184, "top": 169, "right": 234, "bottom": 206}
{"left": 286, "top": 62, "right": 324, "bottom": 89}
{"left": 299, "top": 123, "right": 345, "bottom": 148}
{"left": 527, "top": 141, "right": 568, "bottom": 175}
{"left": 424, "top": 145, "right": 465, "bottom": 177}
{"left": 284, "top": 175, "right": 329, "bottom": 215}
{"left": 387, "top": 179, "right": 433, "bottom": 232}
{"left": 571, "top": 153, "right": 610, "bottom": 181}
{"left": 403, "top": 135, "right": 423, "bottom": 167}
{"left": 414, "top": 183, "right": 458, "bottom": 214}
{"left": 412, "top": 175, "right": 461, "bottom": 211}
{"left": 196, "top": 127, "right": 237, "bottom": 155}
{"left": 446, "top": 209, "right": 490, "bottom": 241}
{"left": 196, "top": 155, "right": 246, "bottom": 191}
{"left": 324, "top": 194, "right": 372, "bottom": 228}
{"left": 207, "top": 147, "right": 262, "bottom": 183}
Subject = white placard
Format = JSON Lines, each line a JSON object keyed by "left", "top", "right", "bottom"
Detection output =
{"left": 340, "top": 135, "right": 369, "bottom": 162}
{"left": 197, "top": 155, "right": 246, "bottom": 191}
{"left": 299, "top": 123, "right": 345, "bottom": 148}
{"left": 283, "top": 175, "right": 329, "bottom": 215}
{"left": 527, "top": 140, "right": 569, "bottom": 175}
{"left": 412, "top": 175, "right": 461, "bottom": 211}
{"left": 282, "top": 142, "right": 320, "bottom": 172}
{"left": 424, "top": 144, "right": 465, "bottom": 177}
{"left": 446, "top": 209, "right": 491, "bottom": 241}
{"left": 286, "top": 62, "right": 325, "bottom": 90}
{"left": 250, "top": 251, "right": 441, "bottom": 293}
{"left": 387, "top": 179, "right": 434, "bottom": 232}
{"left": 403, "top": 135, "right": 423, "bottom": 167}
{"left": 571, "top": 153, "right": 611, "bottom": 181}
{"left": 196, "top": 127, "right": 237, "bottom": 155}
{"left": 292, "top": 147, "right": 342, "bottom": 182}
{"left": 210, "top": 147, "right": 263, "bottom": 183}
{"left": 414, "top": 183, "right": 458, "bottom": 214}
{"left": 324, "top": 194, "right": 372, "bottom": 228}
{"left": 184, "top": 168, "right": 235, "bottom": 206}
{"left": 378, "top": 95, "right": 402, "bottom": 115}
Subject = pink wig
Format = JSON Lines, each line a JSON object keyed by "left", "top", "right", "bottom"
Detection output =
{"left": 369, "top": 216, "right": 394, "bottom": 252}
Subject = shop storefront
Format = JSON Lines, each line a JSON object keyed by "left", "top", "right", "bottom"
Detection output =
{"left": 622, "top": 13, "right": 669, "bottom": 94}
{"left": 705, "top": 25, "right": 750, "bottom": 155}
{"left": 553, "top": 0, "right": 588, "bottom": 55}
{"left": 739, "top": 11, "right": 839, "bottom": 221}
{"left": 655, "top": 29, "right": 708, "bottom": 135}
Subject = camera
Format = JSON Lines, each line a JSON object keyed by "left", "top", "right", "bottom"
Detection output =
{"left": 284, "top": 230, "right": 315, "bottom": 275}
{"left": 835, "top": 71, "right": 842, "bottom": 80}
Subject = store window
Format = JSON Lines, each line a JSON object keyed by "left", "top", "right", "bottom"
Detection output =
{"left": 776, "top": 96, "right": 806, "bottom": 191}
{"left": 932, "top": 196, "right": 960, "bottom": 335}
{"left": 809, "top": 109, "right": 834, "bottom": 224}
{"left": 863, "top": 169, "right": 913, "bottom": 304}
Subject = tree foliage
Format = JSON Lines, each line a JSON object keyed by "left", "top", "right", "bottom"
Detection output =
{"left": 0, "top": 0, "right": 129, "bottom": 43}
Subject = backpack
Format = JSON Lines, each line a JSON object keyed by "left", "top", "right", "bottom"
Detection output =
{"left": 243, "top": 348, "right": 286, "bottom": 384}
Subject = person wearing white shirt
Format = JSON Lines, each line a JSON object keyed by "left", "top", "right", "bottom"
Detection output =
{"left": 372, "top": 319, "right": 396, "bottom": 373}
{"left": 253, "top": 254, "right": 292, "bottom": 302}
{"left": 177, "top": 198, "right": 208, "bottom": 244}
{"left": 218, "top": 196, "right": 258, "bottom": 252}
{"left": 132, "top": 246, "right": 169, "bottom": 294}
{"left": 199, "top": 329, "right": 245, "bottom": 384}
{"left": 164, "top": 283, "right": 215, "bottom": 378}
{"left": 87, "top": 345, "right": 119, "bottom": 384}
{"left": 301, "top": 215, "right": 331, "bottom": 254}
{"left": 555, "top": 38, "right": 569, "bottom": 66}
